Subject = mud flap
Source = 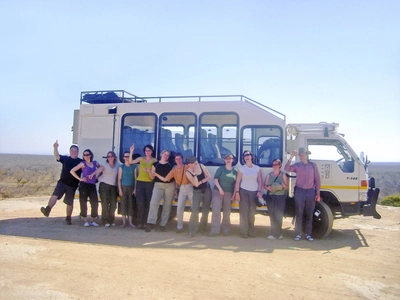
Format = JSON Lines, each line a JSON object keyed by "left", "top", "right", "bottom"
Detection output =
{"left": 363, "top": 187, "right": 381, "bottom": 219}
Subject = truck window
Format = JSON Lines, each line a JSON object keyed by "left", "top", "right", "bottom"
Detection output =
{"left": 159, "top": 112, "right": 196, "bottom": 161}
{"left": 242, "top": 126, "right": 283, "bottom": 167}
{"left": 199, "top": 112, "right": 238, "bottom": 165}
{"left": 308, "top": 139, "right": 354, "bottom": 173}
{"left": 121, "top": 113, "right": 156, "bottom": 160}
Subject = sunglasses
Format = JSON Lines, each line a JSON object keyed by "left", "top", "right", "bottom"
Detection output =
{"left": 123, "top": 156, "right": 130, "bottom": 158}
{"left": 83, "top": 154, "right": 91, "bottom": 156}
{"left": 243, "top": 154, "right": 252, "bottom": 157}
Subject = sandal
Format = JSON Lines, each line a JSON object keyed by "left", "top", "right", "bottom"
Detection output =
{"left": 294, "top": 235, "right": 302, "bottom": 241}
{"left": 306, "top": 235, "right": 314, "bottom": 242}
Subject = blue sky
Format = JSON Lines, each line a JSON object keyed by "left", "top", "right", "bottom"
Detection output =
{"left": 1, "top": 1, "right": 399, "bottom": 162}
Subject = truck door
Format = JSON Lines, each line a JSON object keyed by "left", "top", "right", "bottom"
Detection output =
{"left": 307, "top": 139, "right": 362, "bottom": 214}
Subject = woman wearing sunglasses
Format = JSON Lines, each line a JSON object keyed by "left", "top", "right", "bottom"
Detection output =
{"left": 70, "top": 149, "right": 102, "bottom": 227}
{"left": 234, "top": 150, "right": 262, "bottom": 238}
{"left": 264, "top": 158, "right": 288, "bottom": 240}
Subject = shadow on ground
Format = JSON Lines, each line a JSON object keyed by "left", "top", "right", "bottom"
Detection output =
{"left": 0, "top": 215, "right": 368, "bottom": 253}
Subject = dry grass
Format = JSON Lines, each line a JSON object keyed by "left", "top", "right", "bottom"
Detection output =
{"left": 0, "top": 154, "right": 60, "bottom": 199}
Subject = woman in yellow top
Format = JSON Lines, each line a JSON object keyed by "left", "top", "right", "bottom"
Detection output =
{"left": 129, "top": 143, "right": 156, "bottom": 230}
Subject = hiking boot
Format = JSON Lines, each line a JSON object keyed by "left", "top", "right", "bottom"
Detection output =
{"left": 145, "top": 224, "right": 153, "bottom": 232}
{"left": 41, "top": 206, "right": 50, "bottom": 217}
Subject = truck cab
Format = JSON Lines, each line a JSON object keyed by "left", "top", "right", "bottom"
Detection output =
{"left": 286, "top": 122, "right": 380, "bottom": 238}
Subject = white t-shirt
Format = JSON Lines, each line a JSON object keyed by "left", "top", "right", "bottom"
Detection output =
{"left": 239, "top": 164, "right": 260, "bottom": 191}
{"left": 99, "top": 163, "right": 119, "bottom": 186}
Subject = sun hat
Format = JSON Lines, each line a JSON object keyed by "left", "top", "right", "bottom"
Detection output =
{"left": 298, "top": 147, "right": 311, "bottom": 155}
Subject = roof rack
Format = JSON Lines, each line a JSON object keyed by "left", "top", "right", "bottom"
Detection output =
{"left": 80, "top": 90, "right": 147, "bottom": 104}
{"left": 80, "top": 90, "right": 286, "bottom": 121}
{"left": 287, "top": 122, "right": 339, "bottom": 137}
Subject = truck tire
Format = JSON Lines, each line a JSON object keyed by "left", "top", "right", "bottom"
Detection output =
{"left": 312, "top": 201, "right": 334, "bottom": 239}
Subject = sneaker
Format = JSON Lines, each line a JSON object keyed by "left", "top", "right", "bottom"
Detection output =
{"left": 65, "top": 216, "right": 72, "bottom": 225}
{"left": 111, "top": 223, "right": 116, "bottom": 227}
{"left": 40, "top": 206, "right": 50, "bottom": 217}
{"left": 208, "top": 232, "right": 218, "bottom": 237}
{"left": 160, "top": 226, "right": 166, "bottom": 232}
{"left": 105, "top": 223, "right": 110, "bottom": 227}
{"left": 267, "top": 235, "right": 276, "bottom": 240}
{"left": 306, "top": 235, "right": 314, "bottom": 242}
{"left": 176, "top": 228, "right": 184, "bottom": 233}
{"left": 84, "top": 222, "right": 90, "bottom": 227}
{"left": 294, "top": 235, "right": 302, "bottom": 241}
{"left": 277, "top": 235, "right": 283, "bottom": 240}
{"left": 90, "top": 222, "right": 99, "bottom": 227}
{"left": 187, "top": 233, "right": 196, "bottom": 238}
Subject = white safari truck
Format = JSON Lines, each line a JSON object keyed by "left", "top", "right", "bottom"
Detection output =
{"left": 72, "top": 90, "right": 380, "bottom": 238}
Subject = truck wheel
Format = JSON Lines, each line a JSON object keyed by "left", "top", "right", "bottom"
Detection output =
{"left": 312, "top": 201, "right": 334, "bottom": 239}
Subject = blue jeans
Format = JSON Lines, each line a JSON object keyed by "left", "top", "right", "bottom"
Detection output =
{"left": 294, "top": 187, "right": 316, "bottom": 236}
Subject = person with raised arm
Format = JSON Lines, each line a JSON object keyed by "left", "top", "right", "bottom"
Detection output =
{"left": 284, "top": 147, "right": 321, "bottom": 242}
{"left": 129, "top": 143, "right": 156, "bottom": 230}
{"left": 40, "top": 141, "right": 82, "bottom": 225}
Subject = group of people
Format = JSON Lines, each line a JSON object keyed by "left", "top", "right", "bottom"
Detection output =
{"left": 40, "top": 141, "right": 321, "bottom": 241}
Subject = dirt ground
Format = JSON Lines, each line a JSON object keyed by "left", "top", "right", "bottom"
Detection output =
{"left": 0, "top": 197, "right": 399, "bottom": 300}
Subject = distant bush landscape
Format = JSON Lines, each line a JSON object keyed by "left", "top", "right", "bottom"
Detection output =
{"left": 0, "top": 154, "right": 399, "bottom": 204}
